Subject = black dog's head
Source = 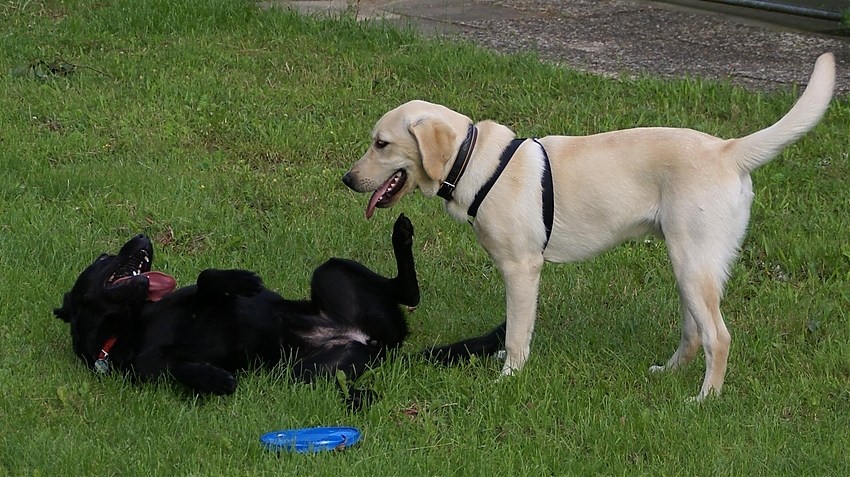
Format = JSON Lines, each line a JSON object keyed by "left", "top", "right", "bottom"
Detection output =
{"left": 54, "top": 234, "right": 176, "bottom": 367}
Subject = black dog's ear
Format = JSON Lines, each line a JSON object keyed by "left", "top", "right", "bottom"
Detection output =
{"left": 54, "top": 293, "right": 73, "bottom": 323}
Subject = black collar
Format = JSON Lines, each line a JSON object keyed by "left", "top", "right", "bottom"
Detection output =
{"left": 436, "top": 124, "right": 477, "bottom": 202}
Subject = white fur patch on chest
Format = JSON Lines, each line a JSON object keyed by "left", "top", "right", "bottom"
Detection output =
{"left": 301, "top": 326, "right": 370, "bottom": 347}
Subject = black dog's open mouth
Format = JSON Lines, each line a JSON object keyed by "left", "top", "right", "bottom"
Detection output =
{"left": 107, "top": 248, "right": 176, "bottom": 302}
{"left": 366, "top": 170, "right": 406, "bottom": 219}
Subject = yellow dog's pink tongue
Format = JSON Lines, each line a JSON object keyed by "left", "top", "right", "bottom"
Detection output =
{"left": 366, "top": 190, "right": 382, "bottom": 219}
{"left": 365, "top": 174, "right": 398, "bottom": 219}
{"left": 144, "top": 271, "right": 176, "bottom": 301}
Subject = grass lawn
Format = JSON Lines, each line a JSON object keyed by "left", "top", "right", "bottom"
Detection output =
{"left": 1, "top": 0, "right": 848, "bottom": 474}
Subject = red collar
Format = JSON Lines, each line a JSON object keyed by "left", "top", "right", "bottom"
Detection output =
{"left": 94, "top": 336, "right": 117, "bottom": 374}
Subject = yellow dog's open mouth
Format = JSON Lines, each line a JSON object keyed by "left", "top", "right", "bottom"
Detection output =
{"left": 365, "top": 170, "right": 406, "bottom": 219}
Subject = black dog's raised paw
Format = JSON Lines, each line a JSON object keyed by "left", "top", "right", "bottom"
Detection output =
{"left": 197, "top": 269, "right": 264, "bottom": 297}
{"left": 392, "top": 213, "right": 414, "bottom": 248}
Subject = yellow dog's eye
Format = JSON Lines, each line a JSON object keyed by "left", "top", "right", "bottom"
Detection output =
{"left": 374, "top": 139, "right": 388, "bottom": 149}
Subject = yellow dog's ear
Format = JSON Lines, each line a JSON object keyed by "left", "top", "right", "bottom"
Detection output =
{"left": 409, "top": 118, "right": 457, "bottom": 182}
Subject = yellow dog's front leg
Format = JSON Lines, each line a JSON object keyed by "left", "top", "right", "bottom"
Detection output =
{"left": 497, "top": 255, "right": 545, "bottom": 376}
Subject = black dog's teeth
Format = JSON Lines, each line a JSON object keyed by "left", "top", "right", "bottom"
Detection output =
{"left": 107, "top": 250, "right": 151, "bottom": 285}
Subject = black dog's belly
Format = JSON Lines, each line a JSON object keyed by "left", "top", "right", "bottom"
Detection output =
{"left": 136, "top": 288, "right": 288, "bottom": 374}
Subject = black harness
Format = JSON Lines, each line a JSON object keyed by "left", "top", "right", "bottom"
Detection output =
{"left": 438, "top": 127, "right": 555, "bottom": 250}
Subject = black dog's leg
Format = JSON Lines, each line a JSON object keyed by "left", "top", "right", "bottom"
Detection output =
{"left": 297, "top": 342, "right": 376, "bottom": 382}
{"left": 169, "top": 362, "right": 238, "bottom": 396}
{"left": 134, "top": 345, "right": 238, "bottom": 396}
{"left": 196, "top": 269, "right": 264, "bottom": 297}
{"left": 297, "top": 342, "right": 381, "bottom": 411}
{"left": 342, "top": 384, "right": 377, "bottom": 412}
{"left": 390, "top": 214, "right": 420, "bottom": 307}
{"left": 423, "top": 321, "right": 507, "bottom": 365}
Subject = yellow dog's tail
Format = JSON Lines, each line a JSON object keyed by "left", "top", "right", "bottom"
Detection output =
{"left": 728, "top": 52, "right": 835, "bottom": 173}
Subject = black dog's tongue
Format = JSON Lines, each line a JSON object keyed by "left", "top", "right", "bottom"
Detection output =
{"left": 144, "top": 272, "right": 176, "bottom": 301}
{"left": 115, "top": 272, "right": 176, "bottom": 301}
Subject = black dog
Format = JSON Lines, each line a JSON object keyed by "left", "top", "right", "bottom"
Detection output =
{"left": 54, "top": 215, "right": 420, "bottom": 407}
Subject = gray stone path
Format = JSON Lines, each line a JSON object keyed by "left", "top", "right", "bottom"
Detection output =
{"left": 265, "top": 0, "right": 849, "bottom": 94}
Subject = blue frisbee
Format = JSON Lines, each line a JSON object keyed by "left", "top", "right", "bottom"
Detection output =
{"left": 260, "top": 426, "right": 361, "bottom": 453}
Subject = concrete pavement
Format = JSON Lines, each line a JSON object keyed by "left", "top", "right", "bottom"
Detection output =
{"left": 263, "top": 0, "right": 849, "bottom": 94}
